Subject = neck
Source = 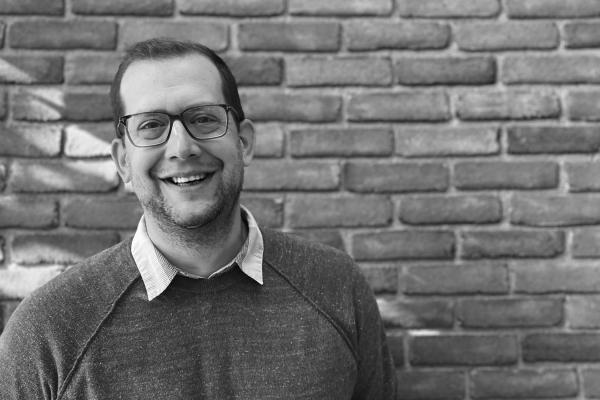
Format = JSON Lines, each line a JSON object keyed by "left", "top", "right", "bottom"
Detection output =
{"left": 145, "top": 206, "right": 246, "bottom": 277}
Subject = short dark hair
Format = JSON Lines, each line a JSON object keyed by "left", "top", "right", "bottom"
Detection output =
{"left": 110, "top": 37, "right": 245, "bottom": 136}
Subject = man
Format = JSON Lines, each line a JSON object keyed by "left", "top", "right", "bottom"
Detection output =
{"left": 0, "top": 38, "right": 397, "bottom": 399}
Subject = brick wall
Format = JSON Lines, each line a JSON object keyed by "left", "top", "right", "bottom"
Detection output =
{"left": 1, "top": 0, "right": 600, "bottom": 397}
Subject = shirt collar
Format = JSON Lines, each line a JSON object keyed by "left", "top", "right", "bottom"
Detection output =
{"left": 131, "top": 205, "right": 264, "bottom": 301}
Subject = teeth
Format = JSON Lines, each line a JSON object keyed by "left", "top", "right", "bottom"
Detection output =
{"left": 171, "top": 174, "right": 207, "bottom": 184}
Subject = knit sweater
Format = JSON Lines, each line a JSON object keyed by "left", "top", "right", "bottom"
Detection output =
{"left": 0, "top": 228, "right": 397, "bottom": 399}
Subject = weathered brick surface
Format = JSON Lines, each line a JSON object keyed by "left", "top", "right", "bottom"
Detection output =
{"left": 287, "top": 194, "right": 392, "bottom": 228}
{"left": 470, "top": 369, "right": 578, "bottom": 399}
{"left": 524, "top": 333, "right": 600, "bottom": 362}
{"left": 241, "top": 92, "right": 341, "bottom": 122}
{"left": 504, "top": 56, "right": 600, "bottom": 84}
{"left": 238, "top": 22, "right": 340, "bottom": 52}
{"left": 65, "top": 53, "right": 122, "bottom": 84}
{"left": 120, "top": 21, "right": 228, "bottom": 51}
{"left": 0, "top": 163, "right": 6, "bottom": 191}
{"left": 12, "top": 232, "right": 120, "bottom": 265}
{"left": 400, "top": 195, "right": 501, "bottom": 225}
{"left": 9, "top": 20, "right": 116, "bottom": 49}
{"left": 455, "top": 161, "right": 558, "bottom": 190}
{"left": 290, "top": 0, "right": 391, "bottom": 15}
{"left": 244, "top": 160, "right": 339, "bottom": 191}
{"left": 456, "top": 22, "right": 559, "bottom": 51}
{"left": 0, "top": 196, "right": 58, "bottom": 228}
{"left": 64, "top": 123, "right": 114, "bottom": 158}
{"left": 456, "top": 90, "right": 560, "bottom": 120}
{"left": 395, "top": 126, "right": 499, "bottom": 157}
{"left": 397, "top": 371, "right": 465, "bottom": 400}
{"left": 514, "top": 263, "right": 600, "bottom": 293}
{"left": 0, "top": 0, "right": 63, "bottom": 15}
{"left": 458, "top": 298, "right": 563, "bottom": 328}
{"left": 566, "top": 296, "right": 600, "bottom": 328}
{"left": 395, "top": 57, "right": 495, "bottom": 85}
{"left": 9, "top": 160, "right": 119, "bottom": 193}
{"left": 223, "top": 56, "right": 282, "bottom": 86}
{"left": 239, "top": 195, "right": 283, "bottom": 228}
{"left": 291, "top": 128, "right": 392, "bottom": 157}
{"left": 251, "top": 123, "right": 284, "bottom": 158}
{"left": 567, "top": 91, "right": 600, "bottom": 121}
{"left": 0, "top": 266, "right": 63, "bottom": 299}
{"left": 565, "top": 22, "right": 600, "bottom": 48}
{"left": 0, "top": 123, "right": 61, "bottom": 157}
{"left": 461, "top": 230, "right": 565, "bottom": 259}
{"left": 72, "top": 0, "right": 172, "bottom": 15}
{"left": 348, "top": 92, "right": 450, "bottom": 122}
{"left": 403, "top": 263, "right": 509, "bottom": 295}
{"left": 410, "top": 335, "right": 518, "bottom": 366}
{"left": 567, "top": 162, "right": 600, "bottom": 192}
{"left": 179, "top": 0, "right": 284, "bottom": 16}
{"left": 345, "top": 21, "right": 450, "bottom": 51}
{"left": 511, "top": 195, "right": 600, "bottom": 226}
{"left": 358, "top": 264, "right": 399, "bottom": 294}
{"left": 508, "top": 126, "right": 600, "bottom": 154}
{"left": 345, "top": 162, "right": 449, "bottom": 193}
{"left": 0, "top": 55, "right": 63, "bottom": 84}
{"left": 507, "top": 0, "right": 600, "bottom": 18}
{"left": 584, "top": 369, "right": 600, "bottom": 397}
{"left": 63, "top": 197, "right": 142, "bottom": 229}
{"left": 352, "top": 230, "right": 455, "bottom": 261}
{"left": 398, "top": 0, "right": 500, "bottom": 18}
{"left": 386, "top": 333, "right": 404, "bottom": 366}
{"left": 288, "top": 229, "right": 345, "bottom": 251}
{"left": 573, "top": 228, "right": 600, "bottom": 258}
{"left": 287, "top": 57, "right": 391, "bottom": 86}
{"left": 378, "top": 298, "right": 453, "bottom": 328}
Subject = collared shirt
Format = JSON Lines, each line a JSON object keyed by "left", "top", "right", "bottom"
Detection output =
{"left": 131, "top": 206, "right": 264, "bottom": 300}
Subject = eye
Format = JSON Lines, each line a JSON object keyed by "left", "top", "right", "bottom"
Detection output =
{"left": 138, "top": 119, "right": 167, "bottom": 130}
{"left": 188, "top": 113, "right": 219, "bottom": 125}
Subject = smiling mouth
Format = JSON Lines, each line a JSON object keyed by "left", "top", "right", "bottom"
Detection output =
{"left": 162, "top": 173, "right": 214, "bottom": 187}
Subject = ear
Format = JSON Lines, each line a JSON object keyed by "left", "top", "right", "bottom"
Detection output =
{"left": 110, "top": 138, "right": 132, "bottom": 183}
{"left": 237, "top": 119, "right": 255, "bottom": 166}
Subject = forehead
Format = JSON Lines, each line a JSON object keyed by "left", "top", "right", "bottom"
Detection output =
{"left": 119, "top": 54, "right": 224, "bottom": 114}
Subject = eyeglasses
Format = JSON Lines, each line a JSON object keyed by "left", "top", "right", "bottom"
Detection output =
{"left": 117, "top": 104, "right": 237, "bottom": 148}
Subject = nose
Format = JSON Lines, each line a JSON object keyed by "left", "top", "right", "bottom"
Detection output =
{"left": 164, "top": 119, "right": 202, "bottom": 159}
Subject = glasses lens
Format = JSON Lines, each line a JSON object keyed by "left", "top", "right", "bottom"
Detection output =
{"left": 183, "top": 105, "right": 227, "bottom": 139}
{"left": 127, "top": 113, "right": 170, "bottom": 146}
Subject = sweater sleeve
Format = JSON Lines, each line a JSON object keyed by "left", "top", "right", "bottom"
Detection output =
{"left": 351, "top": 267, "right": 398, "bottom": 399}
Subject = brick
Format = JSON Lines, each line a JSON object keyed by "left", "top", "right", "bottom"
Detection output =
{"left": 1, "top": 300, "right": 20, "bottom": 330}
{"left": 63, "top": 197, "right": 142, "bottom": 229}
{"left": 403, "top": 263, "right": 509, "bottom": 295}
{"left": 507, "top": 0, "right": 600, "bottom": 18}
{"left": 524, "top": 333, "right": 600, "bottom": 362}
{"left": 584, "top": 369, "right": 600, "bottom": 397}
{"left": 179, "top": 0, "right": 283, "bottom": 16}
{"left": 456, "top": 22, "right": 558, "bottom": 51}
{"left": 352, "top": 231, "right": 455, "bottom": 261}
{"left": 120, "top": 21, "right": 228, "bottom": 52}
{"left": 64, "top": 123, "right": 114, "bottom": 158}
{"left": 345, "top": 162, "right": 449, "bottom": 193}
{"left": 0, "top": 22, "right": 4, "bottom": 48}
{"left": 358, "top": 263, "right": 399, "bottom": 293}
{"left": 238, "top": 22, "right": 339, "bottom": 52}
{"left": 565, "top": 22, "right": 600, "bottom": 48}
{"left": 454, "top": 161, "right": 558, "bottom": 190}
{"left": 65, "top": 53, "right": 122, "bottom": 84}
{"left": 244, "top": 160, "right": 339, "bottom": 191}
{"left": 573, "top": 228, "right": 600, "bottom": 257}
{"left": 504, "top": 56, "right": 600, "bottom": 84}
{"left": 9, "top": 20, "right": 116, "bottom": 50}
{"left": 239, "top": 195, "right": 283, "bottom": 228}
{"left": 514, "top": 263, "right": 600, "bottom": 293}
{"left": 287, "top": 57, "right": 391, "bottom": 86}
{"left": 241, "top": 92, "right": 341, "bottom": 122}
{"left": 288, "top": 230, "right": 345, "bottom": 251}
{"left": 290, "top": 0, "right": 391, "bottom": 15}
{"left": 72, "top": 0, "right": 172, "bottom": 15}
{"left": 251, "top": 123, "right": 284, "bottom": 158}
{"left": 511, "top": 195, "right": 600, "bottom": 227}
{"left": 471, "top": 369, "right": 578, "bottom": 399}
{"left": 346, "top": 21, "right": 450, "bottom": 51}
{"left": 0, "top": 123, "right": 61, "bottom": 157}
{"left": 386, "top": 333, "right": 404, "bottom": 366}
{"left": 0, "top": 163, "right": 6, "bottom": 191}
{"left": 0, "top": 236, "right": 3, "bottom": 262}
{"left": 12, "top": 88, "right": 112, "bottom": 122}
{"left": 0, "top": 196, "right": 58, "bottom": 228}
{"left": 400, "top": 195, "right": 501, "bottom": 225}
{"left": 287, "top": 195, "right": 392, "bottom": 228}
{"left": 456, "top": 90, "right": 560, "bottom": 120}
{"left": 378, "top": 298, "right": 453, "bottom": 328}
{"left": 0, "top": 266, "right": 62, "bottom": 299}
{"left": 395, "top": 126, "right": 499, "bottom": 157}
{"left": 0, "top": 0, "right": 63, "bottom": 14}
{"left": 458, "top": 298, "right": 563, "bottom": 328}
{"left": 12, "top": 232, "right": 120, "bottom": 265}
{"left": 223, "top": 56, "right": 282, "bottom": 86}
{"left": 9, "top": 159, "right": 119, "bottom": 193}
{"left": 398, "top": 0, "right": 500, "bottom": 17}
{"left": 348, "top": 92, "right": 450, "bottom": 122}
{"left": 567, "top": 296, "right": 600, "bottom": 328}
{"left": 410, "top": 335, "right": 517, "bottom": 366}
{"left": 462, "top": 231, "right": 565, "bottom": 259}
{"left": 395, "top": 57, "right": 495, "bottom": 85}
{"left": 508, "top": 126, "right": 600, "bottom": 154}
{"left": 397, "top": 371, "right": 465, "bottom": 400}
{"left": 290, "top": 128, "right": 393, "bottom": 157}
{"left": 0, "top": 89, "right": 5, "bottom": 119}
{"left": 0, "top": 55, "right": 63, "bottom": 83}
{"left": 566, "top": 91, "right": 600, "bottom": 121}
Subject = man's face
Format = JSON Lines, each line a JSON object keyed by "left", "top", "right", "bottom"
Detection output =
{"left": 110, "top": 54, "right": 254, "bottom": 231}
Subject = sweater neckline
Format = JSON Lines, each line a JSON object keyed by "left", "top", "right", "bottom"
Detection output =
{"left": 167, "top": 264, "right": 251, "bottom": 294}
